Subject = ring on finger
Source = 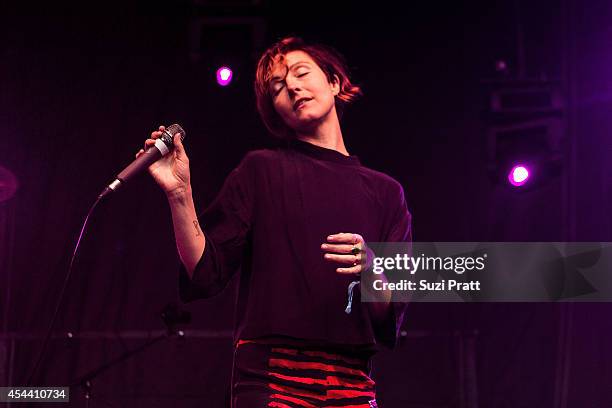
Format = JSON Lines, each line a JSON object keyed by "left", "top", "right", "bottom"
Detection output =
{"left": 351, "top": 245, "right": 361, "bottom": 255}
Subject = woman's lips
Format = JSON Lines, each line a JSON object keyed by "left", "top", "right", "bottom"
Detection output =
{"left": 294, "top": 98, "right": 312, "bottom": 110}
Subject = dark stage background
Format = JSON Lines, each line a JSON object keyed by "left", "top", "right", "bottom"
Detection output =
{"left": 1, "top": 2, "right": 612, "bottom": 407}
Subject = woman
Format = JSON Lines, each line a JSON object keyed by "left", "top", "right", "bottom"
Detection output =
{"left": 139, "top": 37, "right": 412, "bottom": 408}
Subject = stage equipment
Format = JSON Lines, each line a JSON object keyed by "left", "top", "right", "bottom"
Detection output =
{"left": 482, "top": 79, "right": 565, "bottom": 190}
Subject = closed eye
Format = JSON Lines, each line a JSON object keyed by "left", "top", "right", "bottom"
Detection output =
{"left": 273, "top": 84, "right": 284, "bottom": 96}
{"left": 272, "top": 72, "right": 307, "bottom": 96}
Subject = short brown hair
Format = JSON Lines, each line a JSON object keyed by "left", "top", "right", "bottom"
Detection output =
{"left": 254, "top": 37, "right": 362, "bottom": 139}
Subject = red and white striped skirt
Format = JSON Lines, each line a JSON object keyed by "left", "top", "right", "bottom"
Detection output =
{"left": 231, "top": 338, "right": 378, "bottom": 408}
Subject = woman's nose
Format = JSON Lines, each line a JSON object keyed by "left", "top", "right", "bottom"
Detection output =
{"left": 285, "top": 76, "right": 302, "bottom": 93}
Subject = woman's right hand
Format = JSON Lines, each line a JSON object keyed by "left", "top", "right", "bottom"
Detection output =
{"left": 137, "top": 125, "right": 191, "bottom": 196}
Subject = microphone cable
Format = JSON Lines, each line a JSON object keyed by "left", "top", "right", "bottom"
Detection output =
{"left": 26, "top": 194, "right": 104, "bottom": 385}
{"left": 26, "top": 123, "right": 185, "bottom": 385}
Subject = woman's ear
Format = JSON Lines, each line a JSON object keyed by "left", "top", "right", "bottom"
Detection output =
{"left": 331, "top": 74, "right": 340, "bottom": 96}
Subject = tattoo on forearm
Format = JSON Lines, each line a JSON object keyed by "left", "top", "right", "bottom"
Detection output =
{"left": 193, "top": 220, "right": 201, "bottom": 236}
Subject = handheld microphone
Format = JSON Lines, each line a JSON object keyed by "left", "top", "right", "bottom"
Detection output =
{"left": 99, "top": 124, "right": 186, "bottom": 199}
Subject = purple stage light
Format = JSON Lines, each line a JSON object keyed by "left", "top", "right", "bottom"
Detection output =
{"left": 508, "top": 164, "right": 530, "bottom": 187}
{"left": 0, "top": 165, "right": 18, "bottom": 202}
{"left": 216, "top": 66, "right": 233, "bottom": 86}
{"left": 495, "top": 60, "right": 508, "bottom": 72}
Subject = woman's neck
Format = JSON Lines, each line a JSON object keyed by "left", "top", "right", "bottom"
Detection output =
{"left": 296, "top": 109, "right": 349, "bottom": 156}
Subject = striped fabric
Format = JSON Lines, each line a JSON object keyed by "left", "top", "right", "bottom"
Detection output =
{"left": 232, "top": 339, "right": 378, "bottom": 408}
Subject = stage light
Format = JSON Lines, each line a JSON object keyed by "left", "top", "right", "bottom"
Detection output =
{"left": 216, "top": 66, "right": 233, "bottom": 86}
{"left": 495, "top": 60, "right": 508, "bottom": 73}
{"left": 508, "top": 164, "right": 530, "bottom": 187}
{"left": 0, "top": 165, "right": 18, "bottom": 203}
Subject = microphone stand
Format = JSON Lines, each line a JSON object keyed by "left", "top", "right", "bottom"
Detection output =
{"left": 69, "top": 303, "right": 190, "bottom": 407}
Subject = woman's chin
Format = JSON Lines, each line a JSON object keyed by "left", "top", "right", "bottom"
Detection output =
{"left": 293, "top": 114, "right": 324, "bottom": 130}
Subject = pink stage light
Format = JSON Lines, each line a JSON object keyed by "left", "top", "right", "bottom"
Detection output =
{"left": 508, "top": 164, "right": 530, "bottom": 187}
{"left": 216, "top": 66, "right": 233, "bottom": 86}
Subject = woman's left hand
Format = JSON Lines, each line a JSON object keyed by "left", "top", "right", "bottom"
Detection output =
{"left": 321, "top": 232, "right": 367, "bottom": 274}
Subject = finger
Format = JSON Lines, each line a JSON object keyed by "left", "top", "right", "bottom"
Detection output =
{"left": 144, "top": 138, "right": 156, "bottom": 150}
{"left": 149, "top": 126, "right": 166, "bottom": 139}
{"left": 150, "top": 130, "right": 164, "bottom": 139}
{"left": 323, "top": 253, "right": 361, "bottom": 266}
{"left": 336, "top": 264, "right": 362, "bottom": 274}
{"left": 173, "top": 133, "right": 184, "bottom": 154}
{"left": 135, "top": 149, "right": 144, "bottom": 158}
{"left": 320, "top": 243, "right": 360, "bottom": 254}
{"left": 327, "top": 233, "right": 363, "bottom": 244}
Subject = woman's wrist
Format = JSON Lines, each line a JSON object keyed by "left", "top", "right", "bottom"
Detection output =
{"left": 166, "top": 185, "right": 193, "bottom": 204}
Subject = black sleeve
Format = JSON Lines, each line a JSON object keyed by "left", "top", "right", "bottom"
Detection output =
{"left": 373, "top": 181, "right": 413, "bottom": 349}
{"left": 178, "top": 155, "right": 255, "bottom": 302}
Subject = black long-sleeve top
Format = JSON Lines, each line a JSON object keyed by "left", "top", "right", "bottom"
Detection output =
{"left": 179, "top": 139, "right": 412, "bottom": 351}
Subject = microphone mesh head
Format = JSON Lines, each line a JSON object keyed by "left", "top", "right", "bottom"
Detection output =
{"left": 165, "top": 124, "right": 186, "bottom": 141}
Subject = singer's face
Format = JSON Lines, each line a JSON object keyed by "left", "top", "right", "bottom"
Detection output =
{"left": 269, "top": 50, "right": 340, "bottom": 133}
